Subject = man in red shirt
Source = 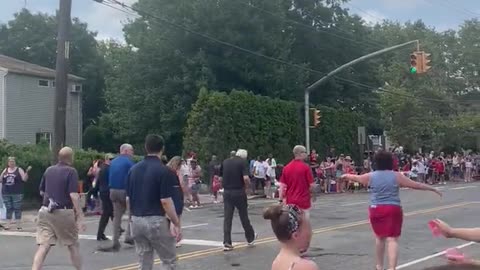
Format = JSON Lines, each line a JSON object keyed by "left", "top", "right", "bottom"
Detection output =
{"left": 280, "top": 145, "right": 315, "bottom": 222}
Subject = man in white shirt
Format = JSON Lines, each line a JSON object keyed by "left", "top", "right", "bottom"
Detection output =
{"left": 252, "top": 156, "right": 268, "bottom": 195}
{"left": 417, "top": 156, "right": 426, "bottom": 183}
{"left": 266, "top": 154, "right": 277, "bottom": 199}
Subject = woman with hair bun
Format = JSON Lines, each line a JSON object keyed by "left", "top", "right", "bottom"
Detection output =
{"left": 263, "top": 204, "right": 319, "bottom": 270}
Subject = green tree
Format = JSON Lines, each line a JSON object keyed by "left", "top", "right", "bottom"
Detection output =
{"left": 102, "top": 0, "right": 382, "bottom": 155}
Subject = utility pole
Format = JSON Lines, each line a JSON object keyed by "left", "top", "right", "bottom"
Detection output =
{"left": 304, "top": 40, "right": 420, "bottom": 154}
{"left": 53, "top": 0, "right": 72, "bottom": 160}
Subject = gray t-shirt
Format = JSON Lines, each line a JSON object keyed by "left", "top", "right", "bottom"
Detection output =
{"left": 39, "top": 162, "right": 79, "bottom": 208}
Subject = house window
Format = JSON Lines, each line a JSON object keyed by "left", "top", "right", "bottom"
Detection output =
{"left": 38, "top": 80, "right": 49, "bottom": 87}
{"left": 36, "top": 132, "right": 52, "bottom": 148}
{"left": 51, "top": 80, "right": 55, "bottom": 87}
{"left": 72, "top": 84, "right": 82, "bottom": 92}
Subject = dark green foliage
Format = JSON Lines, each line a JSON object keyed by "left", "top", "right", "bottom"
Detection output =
{"left": 183, "top": 89, "right": 364, "bottom": 166}
{"left": 310, "top": 105, "right": 365, "bottom": 160}
{"left": 0, "top": 141, "right": 142, "bottom": 202}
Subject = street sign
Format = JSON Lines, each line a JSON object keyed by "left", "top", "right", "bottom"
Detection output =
{"left": 358, "top": 126, "right": 366, "bottom": 145}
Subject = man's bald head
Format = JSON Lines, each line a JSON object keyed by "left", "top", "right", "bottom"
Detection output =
{"left": 58, "top": 147, "right": 74, "bottom": 164}
{"left": 293, "top": 145, "right": 307, "bottom": 160}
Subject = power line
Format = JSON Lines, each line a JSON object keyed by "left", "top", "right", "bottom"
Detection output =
{"left": 94, "top": 0, "right": 478, "bottom": 106}
{"left": 234, "top": 0, "right": 385, "bottom": 51}
{"left": 441, "top": 0, "right": 480, "bottom": 17}
{"left": 98, "top": 0, "right": 138, "bottom": 17}
{"left": 344, "top": 2, "right": 385, "bottom": 24}
{"left": 423, "top": 0, "right": 476, "bottom": 25}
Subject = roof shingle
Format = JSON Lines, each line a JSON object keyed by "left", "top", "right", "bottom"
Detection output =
{"left": 0, "top": 54, "right": 84, "bottom": 81}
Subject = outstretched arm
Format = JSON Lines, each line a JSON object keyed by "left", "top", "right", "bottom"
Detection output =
{"left": 434, "top": 219, "right": 480, "bottom": 242}
{"left": 395, "top": 172, "right": 442, "bottom": 197}
{"left": 341, "top": 173, "right": 370, "bottom": 186}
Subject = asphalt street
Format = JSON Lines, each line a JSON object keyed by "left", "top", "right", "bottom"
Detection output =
{"left": 1, "top": 182, "right": 480, "bottom": 270}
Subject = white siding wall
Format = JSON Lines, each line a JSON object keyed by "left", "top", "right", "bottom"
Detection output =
{"left": 0, "top": 70, "right": 5, "bottom": 139}
{"left": 4, "top": 73, "right": 82, "bottom": 148}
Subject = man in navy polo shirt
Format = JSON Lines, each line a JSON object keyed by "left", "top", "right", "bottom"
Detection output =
{"left": 127, "top": 134, "right": 180, "bottom": 270}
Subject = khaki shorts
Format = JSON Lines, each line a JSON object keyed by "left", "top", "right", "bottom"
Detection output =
{"left": 36, "top": 207, "right": 78, "bottom": 246}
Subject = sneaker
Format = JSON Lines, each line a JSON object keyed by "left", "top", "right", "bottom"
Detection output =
{"left": 124, "top": 239, "right": 134, "bottom": 245}
{"left": 97, "top": 235, "right": 109, "bottom": 241}
{"left": 223, "top": 244, "right": 234, "bottom": 251}
{"left": 248, "top": 233, "right": 258, "bottom": 246}
{"left": 98, "top": 243, "right": 120, "bottom": 252}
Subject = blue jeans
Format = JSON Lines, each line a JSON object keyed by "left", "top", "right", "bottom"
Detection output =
{"left": 3, "top": 194, "right": 23, "bottom": 220}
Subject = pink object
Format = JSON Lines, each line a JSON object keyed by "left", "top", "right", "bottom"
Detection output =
{"left": 445, "top": 248, "right": 466, "bottom": 262}
{"left": 428, "top": 220, "right": 441, "bottom": 237}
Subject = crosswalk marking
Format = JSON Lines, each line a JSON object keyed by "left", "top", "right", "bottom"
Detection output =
{"left": 451, "top": 185, "right": 477, "bottom": 190}
{"left": 0, "top": 231, "right": 239, "bottom": 247}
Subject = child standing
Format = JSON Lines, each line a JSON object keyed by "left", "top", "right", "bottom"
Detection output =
{"left": 465, "top": 158, "right": 473, "bottom": 182}
{"left": 212, "top": 165, "right": 222, "bottom": 203}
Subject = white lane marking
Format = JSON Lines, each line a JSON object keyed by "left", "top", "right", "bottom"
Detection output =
{"left": 396, "top": 241, "right": 475, "bottom": 269}
{"left": 341, "top": 201, "right": 367, "bottom": 206}
{"left": 178, "top": 239, "right": 242, "bottom": 247}
{"left": 0, "top": 231, "right": 234, "bottom": 247}
{"left": 451, "top": 186, "right": 477, "bottom": 190}
{"left": 0, "top": 223, "right": 208, "bottom": 237}
{"left": 181, "top": 223, "right": 209, "bottom": 229}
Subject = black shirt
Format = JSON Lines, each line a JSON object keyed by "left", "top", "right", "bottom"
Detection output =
{"left": 220, "top": 156, "right": 249, "bottom": 190}
{"left": 97, "top": 164, "right": 110, "bottom": 193}
{"left": 2, "top": 168, "right": 24, "bottom": 195}
{"left": 126, "top": 156, "right": 175, "bottom": 217}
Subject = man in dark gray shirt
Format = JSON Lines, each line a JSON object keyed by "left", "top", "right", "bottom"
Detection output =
{"left": 32, "top": 147, "right": 85, "bottom": 270}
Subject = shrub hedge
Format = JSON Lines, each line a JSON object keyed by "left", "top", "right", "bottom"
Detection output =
{"left": 183, "top": 88, "right": 365, "bottom": 168}
{"left": 0, "top": 141, "right": 118, "bottom": 201}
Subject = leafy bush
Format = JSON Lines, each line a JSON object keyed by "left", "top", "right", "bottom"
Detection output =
{"left": 0, "top": 141, "right": 132, "bottom": 202}
{"left": 183, "top": 89, "right": 365, "bottom": 167}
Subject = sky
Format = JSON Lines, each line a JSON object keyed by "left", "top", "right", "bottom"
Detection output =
{"left": 0, "top": 0, "right": 479, "bottom": 41}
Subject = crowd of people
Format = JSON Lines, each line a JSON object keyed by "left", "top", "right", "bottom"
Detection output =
{"left": 309, "top": 147, "right": 480, "bottom": 195}
{"left": 0, "top": 137, "right": 479, "bottom": 270}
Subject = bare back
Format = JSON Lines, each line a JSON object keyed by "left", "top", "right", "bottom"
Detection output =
{"left": 272, "top": 254, "right": 319, "bottom": 270}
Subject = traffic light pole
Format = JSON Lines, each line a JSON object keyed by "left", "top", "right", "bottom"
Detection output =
{"left": 304, "top": 39, "right": 419, "bottom": 154}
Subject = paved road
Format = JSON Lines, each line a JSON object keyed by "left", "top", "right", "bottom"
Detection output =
{"left": 1, "top": 182, "right": 480, "bottom": 270}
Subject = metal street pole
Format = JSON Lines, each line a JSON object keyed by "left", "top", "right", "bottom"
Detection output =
{"left": 53, "top": 0, "right": 72, "bottom": 161}
{"left": 304, "top": 39, "right": 419, "bottom": 154}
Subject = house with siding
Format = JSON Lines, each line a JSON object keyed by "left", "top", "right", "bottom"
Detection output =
{"left": 0, "top": 54, "right": 83, "bottom": 148}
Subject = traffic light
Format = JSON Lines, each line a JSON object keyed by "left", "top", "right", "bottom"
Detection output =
{"left": 422, "top": 52, "right": 431, "bottom": 73}
{"left": 311, "top": 108, "right": 321, "bottom": 127}
{"left": 410, "top": 52, "right": 418, "bottom": 74}
{"left": 410, "top": 51, "right": 431, "bottom": 74}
